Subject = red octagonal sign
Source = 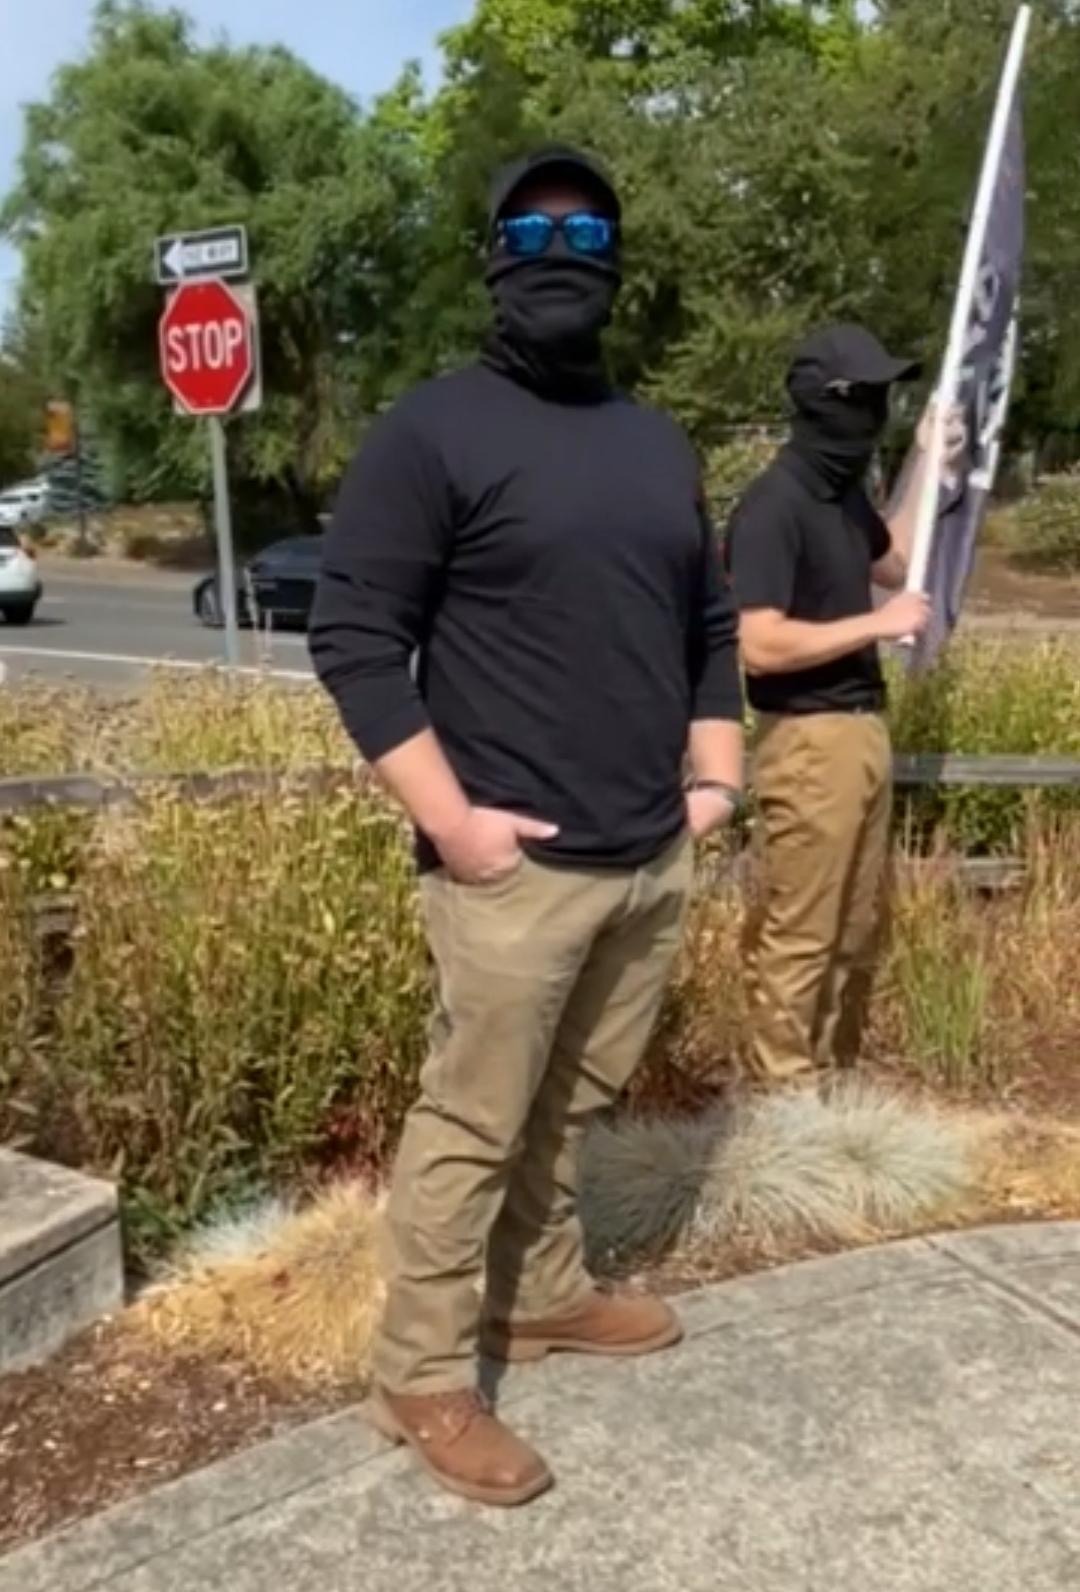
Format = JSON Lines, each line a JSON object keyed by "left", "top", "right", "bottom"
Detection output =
{"left": 158, "top": 278, "right": 255, "bottom": 416}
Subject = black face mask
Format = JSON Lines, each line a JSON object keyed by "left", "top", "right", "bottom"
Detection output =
{"left": 788, "top": 378, "right": 890, "bottom": 495}
{"left": 482, "top": 247, "right": 621, "bottom": 402}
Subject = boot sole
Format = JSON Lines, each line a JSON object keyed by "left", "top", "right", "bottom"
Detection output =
{"left": 367, "top": 1396, "right": 554, "bottom": 1509}
{"left": 487, "top": 1316, "right": 685, "bottom": 1365}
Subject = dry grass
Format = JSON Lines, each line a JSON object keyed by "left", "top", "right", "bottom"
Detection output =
{"left": 1, "top": 784, "right": 428, "bottom": 1258}
{"left": 128, "top": 1101, "right": 1080, "bottom": 1392}
{"left": 2, "top": 655, "right": 1078, "bottom": 1257}
{"left": 0, "top": 673, "right": 351, "bottom": 780}
{"left": 3, "top": 795, "right": 1076, "bottom": 1257}
{"left": 976, "top": 1115, "right": 1080, "bottom": 1220}
{"left": 887, "top": 636, "right": 1080, "bottom": 852}
{"left": 123, "top": 1096, "right": 1080, "bottom": 1393}
{"left": 136, "top": 1183, "right": 384, "bottom": 1386}
{"left": 652, "top": 816, "right": 1080, "bottom": 1102}
{"left": 131, "top": 1083, "right": 977, "bottom": 1388}
{"left": 2, "top": 638, "right": 1078, "bottom": 847}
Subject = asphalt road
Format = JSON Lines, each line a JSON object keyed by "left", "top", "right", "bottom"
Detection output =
{"left": 1, "top": 558, "right": 1073, "bottom": 694}
{"left": 0, "top": 564, "right": 315, "bottom": 688}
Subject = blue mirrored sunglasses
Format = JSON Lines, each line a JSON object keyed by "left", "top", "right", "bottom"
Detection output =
{"left": 496, "top": 211, "right": 619, "bottom": 260}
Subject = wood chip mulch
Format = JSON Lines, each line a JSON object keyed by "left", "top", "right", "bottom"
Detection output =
{"left": 0, "top": 1320, "right": 358, "bottom": 1557}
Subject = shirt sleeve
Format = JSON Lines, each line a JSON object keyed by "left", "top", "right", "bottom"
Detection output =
{"left": 846, "top": 487, "right": 892, "bottom": 561}
{"left": 724, "top": 482, "right": 800, "bottom": 613}
{"left": 308, "top": 405, "right": 453, "bottom": 762}
{"left": 689, "top": 504, "right": 745, "bottom": 723}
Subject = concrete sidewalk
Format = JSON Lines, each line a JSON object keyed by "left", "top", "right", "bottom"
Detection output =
{"left": 4, "top": 1224, "right": 1080, "bottom": 1592}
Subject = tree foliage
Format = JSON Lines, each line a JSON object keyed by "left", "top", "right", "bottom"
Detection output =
{"left": 1, "top": 2, "right": 425, "bottom": 515}
{"left": 0, "top": 338, "right": 47, "bottom": 487}
{"left": 3, "top": 0, "right": 1080, "bottom": 510}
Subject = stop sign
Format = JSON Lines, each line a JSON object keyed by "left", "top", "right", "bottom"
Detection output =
{"left": 158, "top": 278, "right": 255, "bottom": 416}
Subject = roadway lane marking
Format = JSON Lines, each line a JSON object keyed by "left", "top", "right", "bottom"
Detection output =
{"left": 39, "top": 596, "right": 191, "bottom": 610}
{"left": 0, "top": 644, "right": 313, "bottom": 681}
{"left": 37, "top": 595, "right": 312, "bottom": 642}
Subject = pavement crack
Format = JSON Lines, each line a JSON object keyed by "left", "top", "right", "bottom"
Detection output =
{"left": 927, "top": 1236, "right": 1080, "bottom": 1346}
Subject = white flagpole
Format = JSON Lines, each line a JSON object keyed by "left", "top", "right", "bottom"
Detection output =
{"left": 904, "top": 3, "right": 1031, "bottom": 615}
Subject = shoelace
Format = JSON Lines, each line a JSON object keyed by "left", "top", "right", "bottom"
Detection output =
{"left": 416, "top": 1389, "right": 489, "bottom": 1446}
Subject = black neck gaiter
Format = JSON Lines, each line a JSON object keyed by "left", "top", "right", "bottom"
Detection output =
{"left": 787, "top": 381, "right": 889, "bottom": 496}
{"left": 481, "top": 251, "right": 621, "bottom": 403}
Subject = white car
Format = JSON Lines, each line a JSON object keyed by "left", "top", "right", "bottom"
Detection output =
{"left": 0, "top": 527, "right": 42, "bottom": 625}
{"left": 0, "top": 480, "right": 50, "bottom": 530}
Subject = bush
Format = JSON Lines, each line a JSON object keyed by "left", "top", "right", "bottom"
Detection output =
{"left": 887, "top": 639, "right": 1080, "bottom": 852}
{"left": 2, "top": 643, "right": 1075, "bottom": 854}
{"left": 702, "top": 431, "right": 782, "bottom": 519}
{"left": 2, "top": 651, "right": 1079, "bottom": 1252}
{"left": 0, "top": 860, "right": 40, "bottom": 1143}
{"left": 884, "top": 874, "right": 992, "bottom": 1090}
{"left": 3, "top": 786, "right": 428, "bottom": 1260}
{"left": 4, "top": 798, "right": 1078, "bottom": 1254}
{"left": 1004, "top": 474, "right": 1080, "bottom": 573}
{"left": 648, "top": 815, "right": 1080, "bottom": 1100}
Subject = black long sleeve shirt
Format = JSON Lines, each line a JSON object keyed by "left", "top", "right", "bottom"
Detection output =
{"left": 310, "top": 362, "right": 742, "bottom": 869}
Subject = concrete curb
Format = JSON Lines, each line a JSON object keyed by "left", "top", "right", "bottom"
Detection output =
{"left": 0, "top": 1150, "right": 123, "bottom": 1376}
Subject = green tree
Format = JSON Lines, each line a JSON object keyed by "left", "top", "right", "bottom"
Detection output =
{"left": 388, "top": 44, "right": 542, "bottom": 393}
{"left": 833, "top": 0, "right": 1080, "bottom": 452}
{"left": 0, "top": 317, "right": 51, "bottom": 488}
{"left": 6, "top": 0, "right": 1080, "bottom": 512}
{"left": 443, "top": 0, "right": 854, "bottom": 75}
{"left": 1, "top": 1, "right": 427, "bottom": 518}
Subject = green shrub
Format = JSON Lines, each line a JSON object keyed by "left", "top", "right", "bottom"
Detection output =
{"left": 1, "top": 808, "right": 96, "bottom": 894}
{"left": 0, "top": 859, "right": 41, "bottom": 1146}
{"left": 2, "top": 651, "right": 1079, "bottom": 1253}
{"left": 1004, "top": 474, "right": 1080, "bottom": 572}
{"left": 888, "top": 639, "right": 1080, "bottom": 852}
{"left": 887, "top": 878, "right": 991, "bottom": 1090}
{"left": 4, "top": 797, "right": 1078, "bottom": 1255}
{"left": 32, "top": 786, "right": 428, "bottom": 1258}
{"left": 702, "top": 431, "right": 782, "bottom": 518}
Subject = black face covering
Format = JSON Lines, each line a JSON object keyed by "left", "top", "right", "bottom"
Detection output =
{"left": 482, "top": 246, "right": 621, "bottom": 403}
{"left": 787, "top": 375, "right": 890, "bottom": 496}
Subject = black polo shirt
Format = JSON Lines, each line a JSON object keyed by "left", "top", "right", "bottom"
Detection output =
{"left": 724, "top": 445, "right": 891, "bottom": 715}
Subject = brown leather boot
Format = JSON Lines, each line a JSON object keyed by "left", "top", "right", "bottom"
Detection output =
{"left": 484, "top": 1287, "right": 683, "bottom": 1364}
{"left": 368, "top": 1387, "right": 553, "bottom": 1508}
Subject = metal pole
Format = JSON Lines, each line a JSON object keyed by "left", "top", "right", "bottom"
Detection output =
{"left": 73, "top": 398, "right": 90, "bottom": 557}
{"left": 208, "top": 416, "right": 240, "bottom": 667}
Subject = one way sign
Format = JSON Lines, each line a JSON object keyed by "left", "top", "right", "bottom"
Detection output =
{"left": 154, "top": 224, "right": 249, "bottom": 286}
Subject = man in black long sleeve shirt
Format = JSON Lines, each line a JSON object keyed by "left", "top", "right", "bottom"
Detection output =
{"left": 310, "top": 145, "right": 743, "bottom": 1508}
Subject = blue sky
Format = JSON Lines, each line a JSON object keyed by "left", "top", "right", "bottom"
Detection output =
{"left": 0, "top": 0, "right": 476, "bottom": 315}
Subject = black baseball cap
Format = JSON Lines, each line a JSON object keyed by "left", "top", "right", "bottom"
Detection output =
{"left": 488, "top": 144, "right": 621, "bottom": 226}
{"left": 789, "top": 323, "right": 922, "bottom": 391}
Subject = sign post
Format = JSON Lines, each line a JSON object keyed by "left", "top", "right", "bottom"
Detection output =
{"left": 155, "top": 233, "right": 260, "bottom": 669}
{"left": 208, "top": 417, "right": 240, "bottom": 666}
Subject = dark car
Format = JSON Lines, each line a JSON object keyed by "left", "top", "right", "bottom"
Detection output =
{"left": 193, "top": 533, "right": 324, "bottom": 630}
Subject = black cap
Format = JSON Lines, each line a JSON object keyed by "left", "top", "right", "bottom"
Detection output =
{"left": 488, "top": 144, "right": 621, "bottom": 227}
{"left": 789, "top": 323, "right": 922, "bottom": 391}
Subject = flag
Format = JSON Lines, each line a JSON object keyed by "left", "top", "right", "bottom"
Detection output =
{"left": 907, "top": 8, "right": 1028, "bottom": 672}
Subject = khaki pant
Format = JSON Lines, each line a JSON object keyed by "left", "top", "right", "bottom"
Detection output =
{"left": 373, "top": 836, "right": 692, "bottom": 1395}
{"left": 743, "top": 712, "right": 892, "bottom": 1082}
